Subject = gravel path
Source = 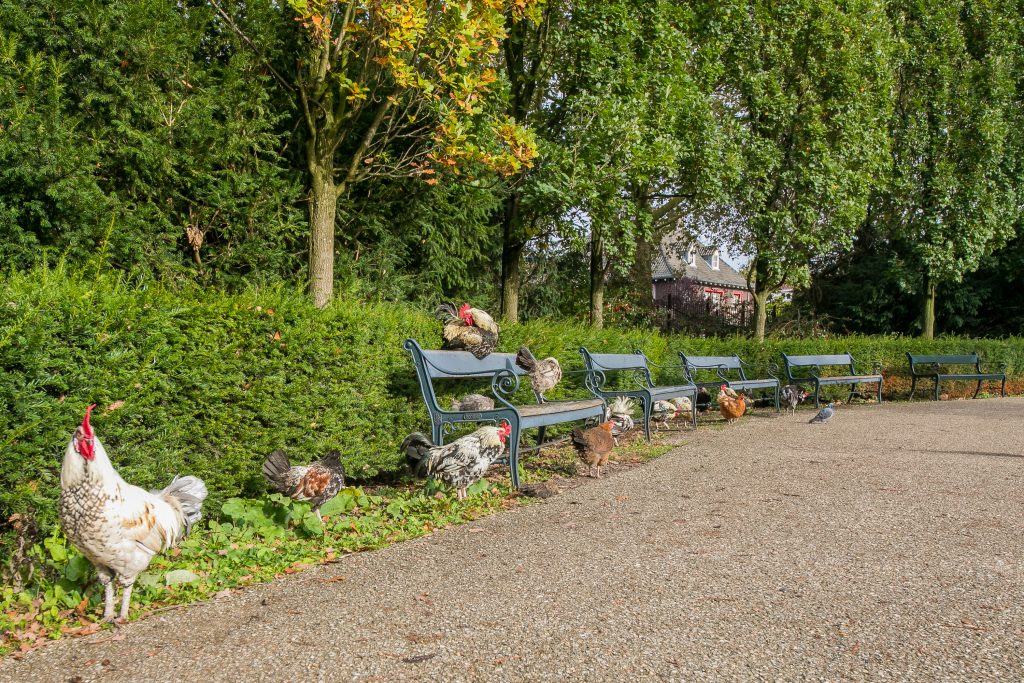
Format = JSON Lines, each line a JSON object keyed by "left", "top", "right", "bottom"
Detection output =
{"left": 4, "top": 398, "right": 1023, "bottom": 682}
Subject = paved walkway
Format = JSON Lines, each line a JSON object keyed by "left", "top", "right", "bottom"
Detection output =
{"left": 4, "top": 399, "right": 1024, "bottom": 682}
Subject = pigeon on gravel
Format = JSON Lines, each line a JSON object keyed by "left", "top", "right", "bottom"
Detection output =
{"left": 809, "top": 402, "right": 835, "bottom": 424}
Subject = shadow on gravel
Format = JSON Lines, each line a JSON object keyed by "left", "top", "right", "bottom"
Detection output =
{"left": 917, "top": 449, "right": 1024, "bottom": 459}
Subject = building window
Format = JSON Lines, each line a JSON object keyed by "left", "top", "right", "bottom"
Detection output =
{"left": 687, "top": 247, "right": 696, "bottom": 266}
{"left": 711, "top": 250, "right": 720, "bottom": 270}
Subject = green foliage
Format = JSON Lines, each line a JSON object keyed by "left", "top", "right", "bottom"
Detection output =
{"left": 0, "top": 0, "right": 305, "bottom": 284}
{"left": 0, "top": 483, "right": 509, "bottom": 654}
{"left": 705, "top": 0, "right": 894, "bottom": 337}
{"left": 3, "top": 265, "right": 1022, "bottom": 559}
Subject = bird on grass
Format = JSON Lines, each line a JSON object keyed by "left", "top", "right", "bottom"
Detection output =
{"left": 262, "top": 450, "right": 347, "bottom": 522}
{"left": 402, "top": 424, "right": 511, "bottom": 500}
{"left": 809, "top": 403, "right": 835, "bottom": 424}
{"left": 60, "top": 405, "right": 208, "bottom": 623}
{"left": 450, "top": 393, "right": 495, "bottom": 411}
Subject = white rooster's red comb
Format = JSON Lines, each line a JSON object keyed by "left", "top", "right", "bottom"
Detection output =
{"left": 82, "top": 404, "right": 96, "bottom": 437}
{"left": 458, "top": 303, "right": 472, "bottom": 317}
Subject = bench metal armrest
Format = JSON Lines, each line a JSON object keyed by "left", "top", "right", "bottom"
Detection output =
{"left": 766, "top": 362, "right": 781, "bottom": 380}
{"left": 489, "top": 368, "right": 521, "bottom": 409}
{"left": 562, "top": 367, "right": 606, "bottom": 386}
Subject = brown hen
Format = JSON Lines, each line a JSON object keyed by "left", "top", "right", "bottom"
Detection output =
{"left": 571, "top": 421, "right": 615, "bottom": 478}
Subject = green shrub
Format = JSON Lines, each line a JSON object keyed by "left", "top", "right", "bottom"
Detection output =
{"left": 2, "top": 265, "right": 1021, "bottom": 560}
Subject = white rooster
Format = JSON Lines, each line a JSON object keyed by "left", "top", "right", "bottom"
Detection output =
{"left": 60, "top": 405, "right": 208, "bottom": 622}
{"left": 605, "top": 396, "right": 635, "bottom": 444}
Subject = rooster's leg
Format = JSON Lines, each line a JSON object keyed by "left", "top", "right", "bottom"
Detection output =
{"left": 117, "top": 581, "right": 134, "bottom": 622}
{"left": 316, "top": 509, "right": 323, "bottom": 523}
{"left": 457, "top": 488, "right": 466, "bottom": 501}
{"left": 97, "top": 568, "right": 115, "bottom": 622}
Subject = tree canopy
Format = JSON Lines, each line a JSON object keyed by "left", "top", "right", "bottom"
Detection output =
{"left": 1, "top": 0, "right": 1021, "bottom": 338}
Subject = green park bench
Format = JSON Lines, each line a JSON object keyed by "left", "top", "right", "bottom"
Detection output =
{"left": 679, "top": 353, "right": 780, "bottom": 416}
{"left": 404, "top": 339, "right": 605, "bottom": 489}
{"left": 782, "top": 352, "right": 883, "bottom": 408}
{"left": 907, "top": 353, "right": 1007, "bottom": 401}
{"left": 579, "top": 349, "right": 698, "bottom": 440}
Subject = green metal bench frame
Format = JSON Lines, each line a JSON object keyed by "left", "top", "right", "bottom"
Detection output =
{"left": 404, "top": 339, "right": 606, "bottom": 489}
{"left": 579, "top": 348, "right": 697, "bottom": 441}
{"left": 907, "top": 353, "right": 1007, "bottom": 401}
{"left": 782, "top": 352, "right": 883, "bottom": 408}
{"left": 679, "top": 353, "right": 781, "bottom": 416}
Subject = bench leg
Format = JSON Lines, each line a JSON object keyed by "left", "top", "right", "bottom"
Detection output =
{"left": 507, "top": 422, "right": 522, "bottom": 490}
{"left": 909, "top": 376, "right": 917, "bottom": 401}
{"left": 691, "top": 398, "right": 697, "bottom": 428}
{"left": 641, "top": 396, "right": 652, "bottom": 442}
{"left": 1001, "top": 377, "right": 1006, "bottom": 397}
{"left": 877, "top": 380, "right": 883, "bottom": 404}
{"left": 934, "top": 378, "right": 940, "bottom": 401}
{"left": 432, "top": 420, "right": 445, "bottom": 446}
{"left": 536, "top": 426, "right": 547, "bottom": 447}
{"left": 774, "top": 384, "right": 780, "bottom": 413}
{"left": 813, "top": 384, "right": 821, "bottom": 409}
{"left": 848, "top": 383, "right": 857, "bottom": 404}
{"left": 973, "top": 379, "right": 982, "bottom": 399}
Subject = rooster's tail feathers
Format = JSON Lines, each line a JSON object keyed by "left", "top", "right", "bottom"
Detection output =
{"left": 159, "top": 475, "right": 208, "bottom": 536}
{"left": 401, "top": 432, "right": 434, "bottom": 478}
{"left": 433, "top": 302, "right": 458, "bottom": 323}
{"left": 262, "top": 449, "right": 292, "bottom": 491}
{"left": 515, "top": 346, "right": 537, "bottom": 371}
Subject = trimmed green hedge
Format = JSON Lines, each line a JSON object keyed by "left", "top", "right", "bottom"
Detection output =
{"left": 2, "top": 266, "right": 1021, "bottom": 556}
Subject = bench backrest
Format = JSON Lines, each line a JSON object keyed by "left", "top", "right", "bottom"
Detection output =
{"left": 404, "top": 339, "right": 525, "bottom": 411}
{"left": 782, "top": 352, "right": 854, "bottom": 378}
{"left": 679, "top": 353, "right": 746, "bottom": 382}
{"left": 579, "top": 348, "right": 657, "bottom": 388}
{"left": 907, "top": 353, "right": 979, "bottom": 367}
{"left": 579, "top": 349, "right": 648, "bottom": 371}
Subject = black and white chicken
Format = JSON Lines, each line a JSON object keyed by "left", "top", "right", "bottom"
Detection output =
{"left": 402, "top": 424, "right": 511, "bottom": 500}
{"left": 780, "top": 385, "right": 809, "bottom": 414}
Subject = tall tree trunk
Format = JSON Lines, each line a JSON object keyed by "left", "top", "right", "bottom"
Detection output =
{"left": 629, "top": 186, "right": 654, "bottom": 311}
{"left": 750, "top": 257, "right": 773, "bottom": 342}
{"left": 308, "top": 164, "right": 337, "bottom": 309}
{"left": 752, "top": 289, "right": 770, "bottom": 342}
{"left": 590, "top": 230, "right": 605, "bottom": 328}
{"left": 500, "top": 193, "right": 523, "bottom": 323}
{"left": 920, "top": 275, "right": 936, "bottom": 339}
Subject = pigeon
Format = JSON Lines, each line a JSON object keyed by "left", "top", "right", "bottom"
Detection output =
{"left": 780, "top": 385, "right": 809, "bottom": 414}
{"left": 809, "top": 402, "right": 835, "bottom": 424}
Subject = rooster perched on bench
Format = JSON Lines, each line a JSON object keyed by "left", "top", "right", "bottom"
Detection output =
{"left": 435, "top": 302, "right": 499, "bottom": 359}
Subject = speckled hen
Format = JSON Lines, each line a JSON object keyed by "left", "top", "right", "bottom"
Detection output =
{"left": 401, "top": 424, "right": 511, "bottom": 500}
{"left": 59, "top": 405, "right": 208, "bottom": 623}
{"left": 262, "top": 450, "right": 346, "bottom": 521}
